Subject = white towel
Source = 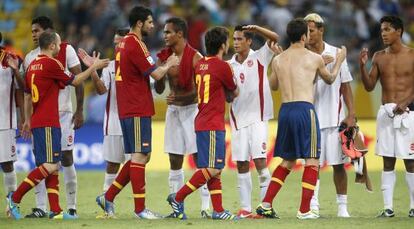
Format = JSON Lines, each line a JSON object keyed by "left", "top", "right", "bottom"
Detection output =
{"left": 383, "top": 103, "right": 410, "bottom": 135}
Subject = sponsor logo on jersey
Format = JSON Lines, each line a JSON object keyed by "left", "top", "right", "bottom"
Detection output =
{"left": 68, "top": 135, "right": 73, "bottom": 144}
{"left": 247, "top": 60, "right": 253, "bottom": 67}
{"left": 239, "top": 73, "right": 245, "bottom": 84}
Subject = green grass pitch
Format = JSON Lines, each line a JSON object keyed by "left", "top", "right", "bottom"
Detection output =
{"left": 0, "top": 170, "right": 412, "bottom": 228}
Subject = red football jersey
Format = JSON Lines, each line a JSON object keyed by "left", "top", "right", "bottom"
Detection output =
{"left": 25, "top": 54, "right": 74, "bottom": 128}
{"left": 194, "top": 56, "right": 236, "bottom": 131}
{"left": 115, "top": 33, "right": 156, "bottom": 118}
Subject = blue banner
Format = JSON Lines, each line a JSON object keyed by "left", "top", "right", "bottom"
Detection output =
{"left": 16, "top": 123, "right": 106, "bottom": 172}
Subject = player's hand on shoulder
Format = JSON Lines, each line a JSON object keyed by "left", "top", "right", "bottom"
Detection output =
{"left": 336, "top": 45, "right": 347, "bottom": 63}
{"left": 166, "top": 54, "right": 179, "bottom": 68}
{"left": 322, "top": 54, "right": 334, "bottom": 65}
{"left": 359, "top": 48, "right": 368, "bottom": 66}
{"left": 269, "top": 41, "right": 283, "bottom": 55}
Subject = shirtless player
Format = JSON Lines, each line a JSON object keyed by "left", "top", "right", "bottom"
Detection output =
{"left": 360, "top": 15, "right": 414, "bottom": 218}
{"left": 256, "top": 18, "right": 346, "bottom": 219}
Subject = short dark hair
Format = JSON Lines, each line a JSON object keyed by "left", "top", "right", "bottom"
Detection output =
{"left": 234, "top": 25, "right": 254, "bottom": 40}
{"left": 39, "top": 31, "right": 57, "bottom": 50}
{"left": 165, "top": 17, "right": 188, "bottom": 38}
{"left": 116, "top": 27, "right": 129, "bottom": 36}
{"left": 32, "top": 16, "right": 54, "bottom": 30}
{"left": 128, "top": 6, "right": 152, "bottom": 28}
{"left": 205, "top": 26, "right": 229, "bottom": 56}
{"left": 286, "top": 18, "right": 308, "bottom": 43}
{"left": 380, "top": 15, "right": 404, "bottom": 37}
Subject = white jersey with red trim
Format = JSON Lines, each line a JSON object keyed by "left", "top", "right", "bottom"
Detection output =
{"left": 0, "top": 63, "right": 18, "bottom": 130}
{"left": 23, "top": 45, "right": 80, "bottom": 112}
{"left": 313, "top": 42, "right": 353, "bottom": 129}
{"left": 101, "top": 60, "right": 122, "bottom": 136}
{"left": 228, "top": 43, "right": 274, "bottom": 130}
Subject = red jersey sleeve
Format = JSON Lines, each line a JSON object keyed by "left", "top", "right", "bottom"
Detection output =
{"left": 221, "top": 62, "right": 237, "bottom": 91}
{"left": 47, "top": 58, "right": 75, "bottom": 86}
{"left": 127, "top": 38, "right": 156, "bottom": 77}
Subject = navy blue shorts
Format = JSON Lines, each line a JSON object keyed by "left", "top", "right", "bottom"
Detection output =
{"left": 120, "top": 117, "right": 151, "bottom": 154}
{"left": 274, "top": 102, "right": 320, "bottom": 160}
{"left": 32, "top": 127, "right": 62, "bottom": 165}
{"left": 196, "top": 131, "right": 226, "bottom": 169}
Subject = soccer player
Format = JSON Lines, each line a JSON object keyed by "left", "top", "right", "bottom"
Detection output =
{"left": 255, "top": 18, "right": 346, "bottom": 219}
{"left": 304, "top": 13, "right": 355, "bottom": 217}
{"left": 6, "top": 31, "right": 109, "bottom": 220}
{"left": 0, "top": 33, "right": 24, "bottom": 199}
{"left": 23, "top": 16, "right": 84, "bottom": 218}
{"left": 96, "top": 6, "right": 179, "bottom": 219}
{"left": 228, "top": 24, "right": 278, "bottom": 218}
{"left": 77, "top": 28, "right": 129, "bottom": 196}
{"left": 167, "top": 26, "right": 239, "bottom": 220}
{"left": 154, "top": 17, "right": 211, "bottom": 218}
{"left": 359, "top": 15, "right": 414, "bottom": 218}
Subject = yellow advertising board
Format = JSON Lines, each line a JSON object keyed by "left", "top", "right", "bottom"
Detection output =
{"left": 147, "top": 120, "right": 407, "bottom": 171}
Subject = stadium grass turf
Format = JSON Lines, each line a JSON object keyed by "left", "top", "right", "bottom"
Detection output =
{"left": 0, "top": 170, "right": 412, "bottom": 228}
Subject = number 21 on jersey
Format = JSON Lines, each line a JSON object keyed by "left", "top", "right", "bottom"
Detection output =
{"left": 195, "top": 74, "right": 210, "bottom": 104}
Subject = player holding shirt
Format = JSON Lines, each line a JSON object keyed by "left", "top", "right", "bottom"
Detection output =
{"left": 255, "top": 18, "right": 346, "bottom": 219}
{"left": 228, "top": 24, "right": 278, "bottom": 218}
{"left": 23, "top": 16, "right": 83, "bottom": 218}
{"left": 0, "top": 33, "right": 24, "bottom": 199}
{"left": 167, "top": 26, "right": 239, "bottom": 220}
{"left": 304, "top": 13, "right": 355, "bottom": 217}
{"left": 6, "top": 31, "right": 108, "bottom": 220}
{"left": 96, "top": 6, "right": 178, "bottom": 219}
{"left": 155, "top": 17, "right": 211, "bottom": 218}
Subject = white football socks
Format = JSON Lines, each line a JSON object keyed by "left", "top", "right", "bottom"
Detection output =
{"left": 3, "top": 171, "right": 16, "bottom": 193}
{"left": 405, "top": 172, "right": 414, "bottom": 209}
{"left": 63, "top": 164, "right": 77, "bottom": 210}
{"left": 238, "top": 172, "right": 252, "bottom": 212}
{"left": 381, "top": 170, "right": 396, "bottom": 210}
{"left": 103, "top": 173, "right": 117, "bottom": 192}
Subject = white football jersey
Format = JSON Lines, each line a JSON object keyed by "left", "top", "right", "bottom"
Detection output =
{"left": 101, "top": 61, "right": 122, "bottom": 136}
{"left": 228, "top": 43, "right": 274, "bottom": 130}
{"left": 313, "top": 42, "right": 353, "bottom": 129}
{"left": 0, "top": 64, "right": 19, "bottom": 130}
{"left": 23, "top": 45, "right": 80, "bottom": 112}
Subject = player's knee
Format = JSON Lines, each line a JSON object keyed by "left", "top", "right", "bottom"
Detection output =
{"left": 0, "top": 161, "right": 14, "bottom": 173}
{"left": 207, "top": 168, "right": 221, "bottom": 177}
{"left": 43, "top": 163, "right": 60, "bottom": 173}
{"left": 383, "top": 157, "right": 396, "bottom": 171}
{"left": 131, "top": 152, "right": 149, "bottom": 164}
{"left": 404, "top": 159, "right": 414, "bottom": 173}
{"left": 253, "top": 158, "right": 267, "bottom": 171}
{"left": 236, "top": 161, "right": 250, "bottom": 173}
{"left": 169, "top": 153, "right": 184, "bottom": 170}
{"left": 106, "top": 161, "right": 121, "bottom": 173}
{"left": 332, "top": 164, "right": 345, "bottom": 173}
{"left": 61, "top": 150, "right": 74, "bottom": 166}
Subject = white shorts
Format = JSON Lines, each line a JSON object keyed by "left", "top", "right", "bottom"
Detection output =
{"left": 231, "top": 121, "right": 268, "bottom": 162}
{"left": 103, "top": 135, "right": 128, "bottom": 163}
{"left": 319, "top": 127, "right": 349, "bottom": 166}
{"left": 60, "top": 112, "right": 75, "bottom": 151}
{"left": 376, "top": 104, "right": 414, "bottom": 159}
{"left": 0, "top": 129, "right": 17, "bottom": 163}
{"left": 164, "top": 104, "right": 197, "bottom": 155}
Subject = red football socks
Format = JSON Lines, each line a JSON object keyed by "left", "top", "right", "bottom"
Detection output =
{"left": 299, "top": 165, "right": 318, "bottom": 213}
{"left": 130, "top": 162, "right": 146, "bottom": 213}
{"left": 12, "top": 165, "right": 49, "bottom": 203}
{"left": 45, "top": 171, "right": 62, "bottom": 213}
{"left": 262, "top": 165, "right": 290, "bottom": 205}
{"left": 175, "top": 168, "right": 211, "bottom": 202}
{"left": 105, "top": 160, "right": 131, "bottom": 202}
{"left": 207, "top": 174, "right": 224, "bottom": 212}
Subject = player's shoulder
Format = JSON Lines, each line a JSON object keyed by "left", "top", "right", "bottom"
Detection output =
{"left": 48, "top": 57, "right": 65, "bottom": 70}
